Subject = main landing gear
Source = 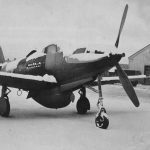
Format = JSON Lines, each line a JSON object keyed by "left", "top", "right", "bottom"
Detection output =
{"left": 76, "top": 87, "right": 90, "bottom": 114}
{"left": 95, "top": 75, "right": 109, "bottom": 129}
{"left": 0, "top": 86, "right": 10, "bottom": 117}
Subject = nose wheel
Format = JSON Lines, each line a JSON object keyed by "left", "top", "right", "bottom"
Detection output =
{"left": 95, "top": 75, "right": 109, "bottom": 129}
{"left": 95, "top": 106, "right": 109, "bottom": 129}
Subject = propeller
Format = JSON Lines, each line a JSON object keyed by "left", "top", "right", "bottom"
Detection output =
{"left": 115, "top": 4, "right": 128, "bottom": 48}
{"left": 114, "top": 4, "right": 140, "bottom": 107}
{"left": 116, "top": 63, "right": 139, "bottom": 107}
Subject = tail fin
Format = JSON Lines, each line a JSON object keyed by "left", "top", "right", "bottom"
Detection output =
{"left": 0, "top": 46, "right": 5, "bottom": 63}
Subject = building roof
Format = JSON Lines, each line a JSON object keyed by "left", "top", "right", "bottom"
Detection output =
{"left": 128, "top": 44, "right": 150, "bottom": 60}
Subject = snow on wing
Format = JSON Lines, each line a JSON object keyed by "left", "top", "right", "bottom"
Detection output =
{"left": 0, "top": 72, "right": 57, "bottom": 90}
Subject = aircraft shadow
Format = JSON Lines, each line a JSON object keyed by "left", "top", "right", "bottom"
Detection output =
{"left": 5, "top": 107, "right": 97, "bottom": 121}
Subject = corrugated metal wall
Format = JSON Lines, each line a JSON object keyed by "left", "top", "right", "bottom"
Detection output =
{"left": 129, "top": 47, "right": 150, "bottom": 74}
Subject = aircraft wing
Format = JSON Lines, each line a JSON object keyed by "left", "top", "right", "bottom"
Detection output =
{"left": 101, "top": 75, "right": 146, "bottom": 84}
{"left": 87, "top": 75, "right": 147, "bottom": 93}
{"left": 0, "top": 71, "right": 146, "bottom": 92}
{"left": 0, "top": 72, "right": 94, "bottom": 92}
{"left": 0, "top": 72, "right": 58, "bottom": 90}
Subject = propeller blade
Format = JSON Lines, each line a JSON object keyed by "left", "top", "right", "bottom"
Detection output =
{"left": 115, "top": 63, "right": 140, "bottom": 107}
{"left": 115, "top": 4, "right": 128, "bottom": 48}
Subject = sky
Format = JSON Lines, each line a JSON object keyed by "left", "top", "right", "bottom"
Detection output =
{"left": 0, "top": 0, "right": 149, "bottom": 63}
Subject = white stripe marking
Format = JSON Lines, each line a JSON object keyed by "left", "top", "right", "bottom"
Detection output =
{"left": 0, "top": 72, "right": 57, "bottom": 83}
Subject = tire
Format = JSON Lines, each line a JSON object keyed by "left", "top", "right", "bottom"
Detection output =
{"left": 95, "top": 113, "right": 109, "bottom": 129}
{"left": 0, "top": 96, "right": 10, "bottom": 117}
{"left": 131, "top": 81, "right": 138, "bottom": 87}
{"left": 76, "top": 96, "right": 90, "bottom": 114}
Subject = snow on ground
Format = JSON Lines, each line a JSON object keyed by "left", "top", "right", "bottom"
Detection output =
{"left": 0, "top": 85, "right": 150, "bottom": 150}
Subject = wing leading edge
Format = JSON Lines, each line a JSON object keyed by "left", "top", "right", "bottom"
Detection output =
{"left": 0, "top": 72, "right": 94, "bottom": 92}
{"left": 101, "top": 75, "right": 146, "bottom": 84}
{"left": 0, "top": 72, "right": 57, "bottom": 90}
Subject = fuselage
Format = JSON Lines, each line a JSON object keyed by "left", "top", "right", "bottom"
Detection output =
{"left": 0, "top": 44, "right": 123, "bottom": 108}
{"left": 1, "top": 51, "right": 122, "bottom": 85}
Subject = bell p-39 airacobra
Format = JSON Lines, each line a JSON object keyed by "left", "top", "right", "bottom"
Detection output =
{"left": 0, "top": 4, "right": 145, "bottom": 129}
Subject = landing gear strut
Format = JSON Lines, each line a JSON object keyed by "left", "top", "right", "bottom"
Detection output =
{"left": 76, "top": 87, "right": 90, "bottom": 114}
{"left": 95, "top": 75, "right": 109, "bottom": 129}
{"left": 0, "top": 86, "right": 10, "bottom": 117}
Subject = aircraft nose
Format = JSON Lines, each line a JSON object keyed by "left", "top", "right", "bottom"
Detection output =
{"left": 108, "top": 53, "right": 125, "bottom": 64}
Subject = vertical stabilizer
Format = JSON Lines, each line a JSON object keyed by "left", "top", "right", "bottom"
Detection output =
{"left": 0, "top": 46, "right": 5, "bottom": 63}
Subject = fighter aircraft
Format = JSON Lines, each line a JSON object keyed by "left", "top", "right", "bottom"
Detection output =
{"left": 0, "top": 4, "right": 144, "bottom": 129}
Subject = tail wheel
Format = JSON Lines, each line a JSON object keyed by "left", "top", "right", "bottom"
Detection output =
{"left": 76, "top": 96, "right": 90, "bottom": 114}
{"left": 0, "top": 96, "right": 10, "bottom": 117}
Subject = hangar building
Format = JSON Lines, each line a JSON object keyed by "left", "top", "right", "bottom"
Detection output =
{"left": 128, "top": 44, "right": 150, "bottom": 76}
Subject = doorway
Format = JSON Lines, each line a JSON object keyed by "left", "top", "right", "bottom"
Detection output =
{"left": 144, "top": 65, "right": 150, "bottom": 84}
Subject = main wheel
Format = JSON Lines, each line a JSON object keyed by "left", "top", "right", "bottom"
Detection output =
{"left": 76, "top": 96, "right": 90, "bottom": 114}
{"left": 95, "top": 108, "right": 109, "bottom": 129}
{"left": 131, "top": 81, "right": 138, "bottom": 87}
{"left": 0, "top": 96, "right": 10, "bottom": 117}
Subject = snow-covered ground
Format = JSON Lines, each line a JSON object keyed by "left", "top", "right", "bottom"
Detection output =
{"left": 0, "top": 84, "right": 150, "bottom": 150}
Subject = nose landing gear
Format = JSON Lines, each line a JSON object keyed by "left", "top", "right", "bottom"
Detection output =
{"left": 76, "top": 87, "right": 90, "bottom": 114}
{"left": 95, "top": 100, "right": 109, "bottom": 129}
{"left": 95, "top": 75, "right": 109, "bottom": 129}
{"left": 0, "top": 86, "right": 11, "bottom": 117}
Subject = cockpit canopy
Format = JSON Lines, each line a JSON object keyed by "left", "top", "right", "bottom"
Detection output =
{"left": 72, "top": 48, "right": 104, "bottom": 54}
{"left": 73, "top": 48, "right": 86, "bottom": 54}
{"left": 26, "top": 50, "right": 37, "bottom": 58}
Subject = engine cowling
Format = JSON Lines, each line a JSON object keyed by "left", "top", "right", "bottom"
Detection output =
{"left": 30, "top": 88, "right": 74, "bottom": 109}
